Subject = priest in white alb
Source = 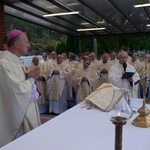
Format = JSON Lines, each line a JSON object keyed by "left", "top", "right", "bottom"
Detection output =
{"left": 108, "top": 50, "right": 140, "bottom": 98}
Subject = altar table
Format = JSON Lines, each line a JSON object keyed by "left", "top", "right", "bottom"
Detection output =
{"left": 1, "top": 98, "right": 150, "bottom": 150}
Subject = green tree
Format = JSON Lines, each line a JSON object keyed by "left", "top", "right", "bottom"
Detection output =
{"left": 5, "top": 15, "right": 150, "bottom": 56}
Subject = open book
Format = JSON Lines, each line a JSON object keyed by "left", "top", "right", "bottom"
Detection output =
{"left": 85, "top": 83, "right": 123, "bottom": 111}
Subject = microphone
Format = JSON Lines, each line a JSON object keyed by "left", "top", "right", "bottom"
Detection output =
{"left": 130, "top": 81, "right": 133, "bottom": 87}
{"left": 122, "top": 63, "right": 132, "bottom": 86}
{"left": 123, "top": 63, "right": 127, "bottom": 72}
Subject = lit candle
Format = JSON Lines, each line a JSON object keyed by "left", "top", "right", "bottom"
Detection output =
{"left": 111, "top": 115, "right": 127, "bottom": 150}
{"left": 111, "top": 112, "right": 127, "bottom": 124}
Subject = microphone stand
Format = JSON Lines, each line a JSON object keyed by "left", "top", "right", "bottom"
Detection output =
{"left": 128, "top": 82, "right": 137, "bottom": 114}
{"left": 122, "top": 63, "right": 135, "bottom": 113}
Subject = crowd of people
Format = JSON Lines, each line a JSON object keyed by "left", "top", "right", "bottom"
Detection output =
{"left": 0, "top": 29, "right": 149, "bottom": 147}
{"left": 26, "top": 44, "right": 150, "bottom": 115}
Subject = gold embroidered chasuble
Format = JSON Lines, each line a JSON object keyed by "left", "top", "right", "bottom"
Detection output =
{"left": 28, "top": 63, "right": 47, "bottom": 104}
{"left": 47, "top": 62, "right": 72, "bottom": 100}
{"left": 98, "top": 61, "right": 113, "bottom": 85}
{"left": 40, "top": 59, "right": 49, "bottom": 75}
{"left": 73, "top": 67, "right": 99, "bottom": 104}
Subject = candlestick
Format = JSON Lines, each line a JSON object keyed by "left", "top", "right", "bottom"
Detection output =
{"left": 111, "top": 116, "right": 127, "bottom": 150}
{"left": 107, "top": 89, "right": 132, "bottom": 150}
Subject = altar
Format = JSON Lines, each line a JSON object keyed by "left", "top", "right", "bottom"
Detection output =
{"left": 1, "top": 98, "right": 150, "bottom": 150}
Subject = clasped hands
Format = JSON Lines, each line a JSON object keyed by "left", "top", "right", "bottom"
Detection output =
{"left": 101, "top": 68, "right": 108, "bottom": 74}
{"left": 53, "top": 70, "right": 59, "bottom": 75}
{"left": 82, "top": 77, "right": 88, "bottom": 82}
{"left": 26, "top": 67, "right": 40, "bottom": 80}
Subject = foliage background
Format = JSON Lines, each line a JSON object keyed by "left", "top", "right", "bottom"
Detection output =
{"left": 5, "top": 15, "right": 150, "bottom": 57}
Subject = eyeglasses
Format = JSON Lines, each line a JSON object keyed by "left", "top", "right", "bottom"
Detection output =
{"left": 119, "top": 57, "right": 128, "bottom": 59}
{"left": 133, "top": 55, "right": 138, "bottom": 57}
{"left": 84, "top": 62, "right": 90, "bottom": 66}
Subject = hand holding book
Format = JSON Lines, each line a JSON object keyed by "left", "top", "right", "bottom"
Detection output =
{"left": 121, "top": 72, "right": 134, "bottom": 79}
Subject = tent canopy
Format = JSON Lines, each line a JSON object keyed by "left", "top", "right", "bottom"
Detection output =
{"left": 2, "top": 0, "right": 150, "bottom": 37}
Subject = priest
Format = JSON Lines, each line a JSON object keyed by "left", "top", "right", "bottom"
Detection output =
{"left": 0, "top": 30, "right": 41, "bottom": 147}
{"left": 98, "top": 53, "right": 113, "bottom": 85}
{"left": 73, "top": 56, "right": 99, "bottom": 104}
{"left": 28, "top": 56, "right": 47, "bottom": 113}
{"left": 47, "top": 54, "right": 72, "bottom": 114}
{"left": 108, "top": 50, "right": 140, "bottom": 98}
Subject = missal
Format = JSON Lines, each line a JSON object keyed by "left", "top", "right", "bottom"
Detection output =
{"left": 121, "top": 72, "right": 134, "bottom": 79}
{"left": 85, "top": 83, "right": 122, "bottom": 111}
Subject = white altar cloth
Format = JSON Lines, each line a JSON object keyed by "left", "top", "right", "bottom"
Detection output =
{"left": 1, "top": 98, "right": 150, "bottom": 150}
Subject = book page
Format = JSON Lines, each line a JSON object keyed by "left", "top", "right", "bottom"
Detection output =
{"left": 85, "top": 83, "right": 122, "bottom": 111}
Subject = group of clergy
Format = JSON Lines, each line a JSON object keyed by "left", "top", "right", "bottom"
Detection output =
{"left": 0, "top": 31, "right": 149, "bottom": 148}
{"left": 26, "top": 49, "right": 150, "bottom": 115}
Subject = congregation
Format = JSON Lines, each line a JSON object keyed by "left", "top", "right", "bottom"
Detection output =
{"left": 24, "top": 45, "right": 149, "bottom": 115}
{"left": 1, "top": 31, "right": 150, "bottom": 116}
{"left": 0, "top": 29, "right": 149, "bottom": 147}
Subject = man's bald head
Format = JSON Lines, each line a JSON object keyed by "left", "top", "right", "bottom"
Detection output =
{"left": 32, "top": 56, "right": 39, "bottom": 66}
{"left": 118, "top": 50, "right": 128, "bottom": 64}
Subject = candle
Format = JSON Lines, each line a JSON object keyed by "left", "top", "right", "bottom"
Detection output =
{"left": 111, "top": 116, "right": 127, "bottom": 150}
{"left": 111, "top": 116, "right": 127, "bottom": 124}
